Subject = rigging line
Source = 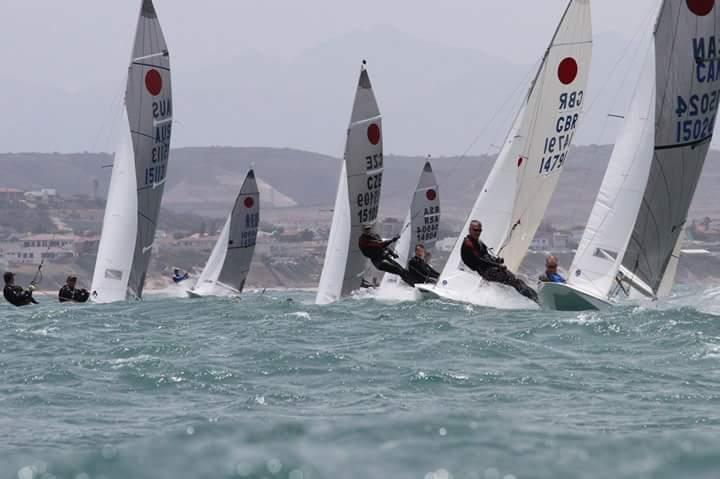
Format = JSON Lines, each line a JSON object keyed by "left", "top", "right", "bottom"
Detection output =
{"left": 583, "top": 4, "right": 657, "bottom": 118}
{"left": 31, "top": 232, "right": 57, "bottom": 287}
{"left": 589, "top": 26, "right": 653, "bottom": 147}
{"left": 398, "top": 196, "right": 437, "bottom": 238}
{"left": 444, "top": 60, "right": 540, "bottom": 184}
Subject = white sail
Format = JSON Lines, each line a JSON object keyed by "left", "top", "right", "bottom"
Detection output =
{"left": 192, "top": 213, "right": 231, "bottom": 296}
{"left": 91, "top": 0, "right": 172, "bottom": 302}
{"left": 433, "top": 0, "right": 592, "bottom": 302}
{"left": 657, "top": 230, "right": 684, "bottom": 298}
{"left": 191, "top": 170, "right": 259, "bottom": 297}
{"left": 90, "top": 108, "right": 138, "bottom": 303}
{"left": 380, "top": 161, "right": 440, "bottom": 288}
{"left": 316, "top": 64, "right": 384, "bottom": 304}
{"left": 566, "top": 49, "right": 656, "bottom": 301}
{"left": 623, "top": 0, "right": 720, "bottom": 294}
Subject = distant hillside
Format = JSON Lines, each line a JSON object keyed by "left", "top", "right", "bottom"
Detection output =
{"left": 1, "top": 145, "right": 719, "bottom": 228}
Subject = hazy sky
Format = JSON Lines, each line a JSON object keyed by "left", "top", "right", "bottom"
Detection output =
{"left": 1, "top": 0, "right": 659, "bottom": 154}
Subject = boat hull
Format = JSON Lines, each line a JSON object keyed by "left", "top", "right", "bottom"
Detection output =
{"left": 538, "top": 282, "right": 611, "bottom": 311}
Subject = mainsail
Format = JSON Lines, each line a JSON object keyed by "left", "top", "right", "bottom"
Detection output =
{"left": 191, "top": 170, "right": 260, "bottom": 297}
{"left": 380, "top": 161, "right": 440, "bottom": 289}
{"left": 316, "top": 64, "right": 384, "bottom": 304}
{"left": 623, "top": 0, "right": 720, "bottom": 295}
{"left": 434, "top": 0, "right": 592, "bottom": 301}
{"left": 91, "top": 0, "right": 172, "bottom": 303}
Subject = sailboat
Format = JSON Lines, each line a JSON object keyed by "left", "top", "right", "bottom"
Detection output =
{"left": 188, "top": 170, "right": 260, "bottom": 298}
{"left": 378, "top": 161, "right": 440, "bottom": 290}
{"left": 316, "top": 62, "right": 384, "bottom": 305}
{"left": 540, "top": 0, "right": 720, "bottom": 311}
{"left": 417, "top": 0, "right": 592, "bottom": 306}
{"left": 91, "top": 0, "right": 173, "bottom": 303}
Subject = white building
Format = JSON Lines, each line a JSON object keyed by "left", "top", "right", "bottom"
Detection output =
{"left": 3, "top": 234, "right": 77, "bottom": 264}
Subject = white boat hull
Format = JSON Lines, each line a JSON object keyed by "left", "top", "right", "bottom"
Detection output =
{"left": 538, "top": 282, "right": 612, "bottom": 312}
{"left": 414, "top": 280, "right": 537, "bottom": 310}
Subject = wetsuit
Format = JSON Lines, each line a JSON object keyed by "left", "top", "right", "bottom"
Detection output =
{"left": 58, "top": 285, "right": 90, "bottom": 303}
{"left": 3, "top": 285, "right": 38, "bottom": 307}
{"left": 539, "top": 271, "right": 566, "bottom": 284}
{"left": 406, "top": 255, "right": 440, "bottom": 286}
{"left": 460, "top": 235, "right": 538, "bottom": 302}
{"left": 358, "top": 232, "right": 409, "bottom": 282}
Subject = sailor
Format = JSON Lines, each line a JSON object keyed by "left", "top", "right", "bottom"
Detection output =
{"left": 406, "top": 244, "right": 440, "bottom": 286}
{"left": 358, "top": 225, "right": 409, "bottom": 282}
{"left": 360, "top": 277, "right": 380, "bottom": 289}
{"left": 3, "top": 272, "right": 38, "bottom": 307}
{"left": 460, "top": 220, "right": 538, "bottom": 303}
{"left": 538, "top": 255, "right": 566, "bottom": 284}
{"left": 58, "top": 275, "right": 90, "bottom": 303}
{"left": 172, "top": 268, "right": 190, "bottom": 284}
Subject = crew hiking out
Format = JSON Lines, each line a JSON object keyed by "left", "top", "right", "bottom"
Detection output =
{"left": 358, "top": 225, "right": 410, "bottom": 284}
{"left": 3, "top": 272, "right": 38, "bottom": 307}
{"left": 58, "top": 275, "right": 90, "bottom": 303}
{"left": 406, "top": 244, "right": 440, "bottom": 286}
{"left": 460, "top": 220, "right": 538, "bottom": 303}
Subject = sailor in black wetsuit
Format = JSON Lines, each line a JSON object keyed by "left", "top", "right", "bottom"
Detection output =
{"left": 358, "top": 225, "right": 410, "bottom": 283}
{"left": 460, "top": 220, "right": 538, "bottom": 302}
{"left": 3, "top": 272, "right": 38, "bottom": 307}
{"left": 406, "top": 244, "right": 440, "bottom": 286}
{"left": 58, "top": 275, "right": 90, "bottom": 303}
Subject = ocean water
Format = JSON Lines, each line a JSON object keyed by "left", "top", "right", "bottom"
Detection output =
{"left": 2, "top": 288, "right": 720, "bottom": 479}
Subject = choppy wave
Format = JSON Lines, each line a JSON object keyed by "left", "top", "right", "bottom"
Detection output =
{"left": 2, "top": 288, "right": 720, "bottom": 478}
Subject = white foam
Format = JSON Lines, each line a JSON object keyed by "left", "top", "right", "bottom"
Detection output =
{"left": 371, "top": 281, "right": 421, "bottom": 303}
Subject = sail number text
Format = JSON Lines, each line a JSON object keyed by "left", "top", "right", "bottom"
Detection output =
{"left": 538, "top": 90, "right": 583, "bottom": 175}
{"left": 416, "top": 206, "right": 440, "bottom": 243}
{"left": 144, "top": 98, "right": 172, "bottom": 187}
{"left": 675, "top": 92, "right": 719, "bottom": 144}
{"left": 357, "top": 155, "right": 383, "bottom": 224}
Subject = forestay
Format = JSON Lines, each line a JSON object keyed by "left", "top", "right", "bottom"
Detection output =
{"left": 191, "top": 170, "right": 259, "bottom": 297}
{"left": 316, "top": 65, "right": 384, "bottom": 304}
{"left": 567, "top": 48, "right": 656, "bottom": 301}
{"left": 91, "top": 0, "right": 172, "bottom": 303}
{"left": 437, "top": 0, "right": 592, "bottom": 298}
{"left": 380, "top": 161, "right": 440, "bottom": 288}
{"left": 623, "top": 0, "right": 720, "bottom": 295}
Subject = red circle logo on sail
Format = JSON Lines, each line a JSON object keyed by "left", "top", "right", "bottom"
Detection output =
{"left": 367, "top": 124, "right": 381, "bottom": 145}
{"left": 244, "top": 197, "right": 254, "bottom": 208}
{"left": 145, "top": 69, "right": 163, "bottom": 96}
{"left": 687, "top": 0, "right": 715, "bottom": 15}
{"left": 558, "top": 58, "right": 578, "bottom": 85}
{"left": 426, "top": 189, "right": 437, "bottom": 201}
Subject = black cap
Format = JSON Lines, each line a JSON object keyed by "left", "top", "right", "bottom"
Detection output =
{"left": 3, "top": 272, "right": 15, "bottom": 283}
